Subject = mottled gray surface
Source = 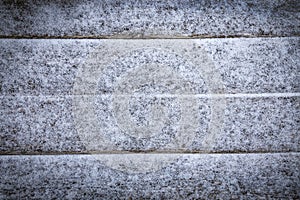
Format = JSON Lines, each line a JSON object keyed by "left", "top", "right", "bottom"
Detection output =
{"left": 0, "top": 0, "right": 299, "bottom": 37}
{"left": 1, "top": 38, "right": 299, "bottom": 95}
{"left": 1, "top": 95, "right": 299, "bottom": 153}
{"left": 0, "top": 39, "right": 93, "bottom": 95}
{"left": 198, "top": 38, "right": 300, "bottom": 93}
{"left": 1, "top": 153, "right": 299, "bottom": 199}
{"left": 0, "top": 13, "right": 299, "bottom": 198}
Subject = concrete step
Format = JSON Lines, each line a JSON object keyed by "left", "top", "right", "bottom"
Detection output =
{"left": 1, "top": 153, "right": 299, "bottom": 199}
{"left": 1, "top": 95, "right": 299, "bottom": 153}
{"left": 1, "top": 38, "right": 299, "bottom": 95}
{"left": 0, "top": 11, "right": 299, "bottom": 198}
{"left": 0, "top": 0, "right": 299, "bottom": 38}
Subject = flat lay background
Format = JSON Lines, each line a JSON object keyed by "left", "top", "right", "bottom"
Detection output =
{"left": 0, "top": 0, "right": 299, "bottom": 199}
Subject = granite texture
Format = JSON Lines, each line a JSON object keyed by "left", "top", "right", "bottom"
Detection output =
{"left": 0, "top": 38, "right": 299, "bottom": 95}
{"left": 1, "top": 153, "right": 299, "bottom": 199}
{"left": 198, "top": 38, "right": 300, "bottom": 93}
{"left": 0, "top": 39, "right": 93, "bottom": 95}
{"left": 0, "top": 0, "right": 299, "bottom": 37}
{"left": 1, "top": 95, "right": 299, "bottom": 153}
{"left": 0, "top": 96, "right": 85, "bottom": 153}
{"left": 0, "top": 32, "right": 299, "bottom": 199}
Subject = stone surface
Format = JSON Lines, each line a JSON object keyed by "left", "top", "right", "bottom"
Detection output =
{"left": 0, "top": 38, "right": 299, "bottom": 96}
{"left": 1, "top": 153, "right": 299, "bottom": 199}
{"left": 0, "top": 0, "right": 299, "bottom": 37}
{"left": 1, "top": 95, "right": 299, "bottom": 153}
{"left": 0, "top": 14, "right": 299, "bottom": 198}
{"left": 0, "top": 39, "right": 93, "bottom": 95}
{"left": 198, "top": 38, "right": 300, "bottom": 93}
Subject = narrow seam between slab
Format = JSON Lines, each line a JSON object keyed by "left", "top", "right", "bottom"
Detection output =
{"left": 0, "top": 34, "right": 299, "bottom": 39}
{"left": 2, "top": 93, "right": 300, "bottom": 98}
{"left": 1, "top": 151, "right": 299, "bottom": 156}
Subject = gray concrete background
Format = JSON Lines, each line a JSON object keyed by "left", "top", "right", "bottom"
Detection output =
{"left": 0, "top": 0, "right": 299, "bottom": 199}
{"left": 0, "top": 0, "right": 299, "bottom": 38}
{"left": 1, "top": 95, "right": 299, "bottom": 153}
{"left": 1, "top": 153, "right": 299, "bottom": 199}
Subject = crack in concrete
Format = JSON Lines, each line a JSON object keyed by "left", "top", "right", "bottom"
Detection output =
{"left": 1, "top": 150, "right": 299, "bottom": 156}
{"left": 0, "top": 34, "right": 299, "bottom": 39}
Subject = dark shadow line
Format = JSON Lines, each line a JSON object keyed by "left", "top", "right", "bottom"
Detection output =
{"left": 0, "top": 34, "right": 299, "bottom": 39}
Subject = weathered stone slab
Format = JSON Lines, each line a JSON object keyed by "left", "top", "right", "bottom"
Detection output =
{"left": 0, "top": 39, "right": 93, "bottom": 95}
{"left": 0, "top": 153, "right": 299, "bottom": 199}
{"left": 1, "top": 95, "right": 299, "bottom": 153}
{"left": 0, "top": 0, "right": 299, "bottom": 37}
{"left": 0, "top": 38, "right": 299, "bottom": 95}
{"left": 198, "top": 38, "right": 300, "bottom": 93}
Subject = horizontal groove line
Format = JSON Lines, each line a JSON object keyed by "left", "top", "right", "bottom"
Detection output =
{"left": 2, "top": 93, "right": 300, "bottom": 98}
{"left": 0, "top": 34, "right": 299, "bottom": 40}
{"left": 0, "top": 151, "right": 299, "bottom": 156}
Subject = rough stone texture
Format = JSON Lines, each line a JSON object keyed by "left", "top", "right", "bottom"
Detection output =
{"left": 0, "top": 0, "right": 299, "bottom": 37}
{"left": 0, "top": 9, "right": 299, "bottom": 197}
{"left": 0, "top": 39, "right": 93, "bottom": 95}
{"left": 198, "top": 38, "right": 300, "bottom": 93}
{"left": 0, "top": 96, "right": 85, "bottom": 153}
{"left": 0, "top": 38, "right": 299, "bottom": 95}
{"left": 1, "top": 95, "right": 299, "bottom": 153}
{"left": 1, "top": 153, "right": 299, "bottom": 199}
